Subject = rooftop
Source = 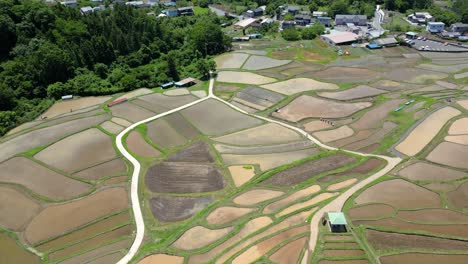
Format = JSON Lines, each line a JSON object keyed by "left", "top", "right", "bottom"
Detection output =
{"left": 428, "top": 22, "right": 445, "bottom": 25}
{"left": 234, "top": 18, "right": 257, "bottom": 28}
{"left": 321, "top": 31, "right": 359, "bottom": 44}
{"left": 328, "top": 212, "right": 347, "bottom": 225}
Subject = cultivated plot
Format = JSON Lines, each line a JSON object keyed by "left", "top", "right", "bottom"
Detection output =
{"left": 242, "top": 55, "right": 291, "bottom": 70}
{"left": 217, "top": 71, "right": 276, "bottom": 85}
{"left": 261, "top": 78, "right": 338, "bottom": 95}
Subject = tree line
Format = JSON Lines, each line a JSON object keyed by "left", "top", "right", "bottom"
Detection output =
{"left": 0, "top": 0, "right": 230, "bottom": 135}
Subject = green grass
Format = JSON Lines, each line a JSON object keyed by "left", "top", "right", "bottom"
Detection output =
{"left": 193, "top": 6, "right": 210, "bottom": 15}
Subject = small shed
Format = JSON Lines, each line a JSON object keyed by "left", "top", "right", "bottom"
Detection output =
{"left": 366, "top": 43, "right": 382, "bottom": 49}
{"left": 62, "top": 95, "right": 73, "bottom": 100}
{"left": 175, "top": 77, "right": 196, "bottom": 88}
{"left": 328, "top": 212, "right": 348, "bottom": 233}
{"left": 405, "top": 31, "right": 418, "bottom": 39}
{"left": 374, "top": 37, "right": 398, "bottom": 47}
{"left": 161, "top": 81, "right": 174, "bottom": 89}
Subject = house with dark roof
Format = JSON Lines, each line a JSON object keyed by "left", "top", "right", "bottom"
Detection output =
{"left": 287, "top": 5, "right": 301, "bottom": 15}
{"left": 317, "top": 16, "right": 332, "bottom": 27}
{"left": 450, "top": 23, "right": 468, "bottom": 34}
{"left": 335, "top": 14, "right": 367, "bottom": 26}
{"left": 178, "top": 6, "right": 194, "bottom": 16}
{"left": 245, "top": 7, "right": 264, "bottom": 18}
{"left": 295, "top": 14, "right": 313, "bottom": 26}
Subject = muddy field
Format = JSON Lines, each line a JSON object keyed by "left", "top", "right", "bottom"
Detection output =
{"left": 269, "top": 236, "right": 307, "bottom": 264}
{"left": 398, "top": 162, "right": 466, "bottom": 181}
{"left": 263, "top": 185, "right": 321, "bottom": 213}
{"left": 206, "top": 207, "right": 256, "bottom": 225}
{"left": 164, "top": 88, "right": 190, "bottom": 96}
{"left": 133, "top": 93, "right": 197, "bottom": 113}
{"left": 146, "top": 119, "right": 187, "bottom": 148}
{"left": 74, "top": 158, "right": 127, "bottom": 180}
{"left": 42, "top": 96, "right": 110, "bottom": 119}
{"left": 348, "top": 204, "right": 394, "bottom": 220}
{"left": 0, "top": 114, "right": 108, "bottom": 163}
{"left": 262, "top": 153, "right": 356, "bottom": 186}
{"left": 173, "top": 225, "right": 233, "bottom": 250}
{"left": 448, "top": 181, "right": 468, "bottom": 209}
{"left": 217, "top": 71, "right": 276, "bottom": 85}
{"left": 214, "top": 53, "right": 249, "bottom": 69}
{"left": 354, "top": 179, "right": 441, "bottom": 209}
{"left": 323, "top": 249, "right": 365, "bottom": 257}
{"left": 367, "top": 229, "right": 468, "bottom": 251}
{"left": 0, "top": 157, "right": 91, "bottom": 199}
{"left": 0, "top": 233, "right": 40, "bottom": 264}
{"left": 115, "top": 88, "right": 153, "bottom": 101}
{"left": 234, "top": 86, "right": 285, "bottom": 109}
{"left": 397, "top": 209, "right": 468, "bottom": 223}
{"left": 150, "top": 196, "right": 213, "bottom": 222}
{"left": 345, "top": 122, "right": 397, "bottom": 151}
{"left": 35, "top": 128, "right": 117, "bottom": 173}
{"left": 214, "top": 123, "right": 302, "bottom": 146}
{"left": 126, "top": 131, "right": 161, "bottom": 157}
{"left": 426, "top": 142, "right": 468, "bottom": 169}
{"left": 385, "top": 68, "right": 448, "bottom": 84}
{"left": 381, "top": 253, "right": 468, "bottom": 264}
{"left": 318, "top": 158, "right": 384, "bottom": 182}
{"left": 165, "top": 113, "right": 200, "bottom": 139}
{"left": 274, "top": 95, "right": 372, "bottom": 122}
{"left": 100, "top": 121, "right": 124, "bottom": 134}
{"left": 145, "top": 162, "right": 224, "bottom": 193}
{"left": 313, "top": 125, "right": 354, "bottom": 143}
{"left": 304, "top": 120, "right": 332, "bottom": 132}
{"left": 449, "top": 118, "right": 468, "bottom": 135}
{"left": 60, "top": 239, "right": 131, "bottom": 264}
{"left": 242, "top": 55, "right": 291, "bottom": 70}
{"left": 138, "top": 254, "right": 184, "bottom": 264}
{"left": 228, "top": 165, "right": 256, "bottom": 187}
{"left": 110, "top": 102, "right": 155, "bottom": 122}
{"left": 445, "top": 135, "right": 468, "bottom": 145}
{"left": 350, "top": 99, "right": 405, "bottom": 131}
{"left": 327, "top": 178, "right": 358, "bottom": 191}
{"left": 181, "top": 99, "right": 263, "bottom": 135}
{"left": 0, "top": 186, "right": 41, "bottom": 231}
{"left": 215, "top": 141, "right": 314, "bottom": 155}
{"left": 24, "top": 187, "right": 129, "bottom": 244}
{"left": 313, "top": 67, "right": 379, "bottom": 83}
{"left": 395, "top": 107, "right": 461, "bottom": 156}
{"left": 233, "top": 189, "right": 284, "bottom": 205}
{"left": 167, "top": 141, "right": 214, "bottom": 162}
{"left": 318, "top": 86, "right": 386, "bottom": 100}
{"left": 261, "top": 78, "right": 338, "bottom": 95}
{"left": 276, "top": 194, "right": 330, "bottom": 217}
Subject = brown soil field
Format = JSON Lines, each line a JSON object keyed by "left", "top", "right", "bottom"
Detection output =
{"left": 0, "top": 186, "right": 41, "bottom": 231}
{"left": 228, "top": 165, "right": 256, "bottom": 187}
{"left": 385, "top": 68, "right": 448, "bottom": 84}
{"left": 318, "top": 158, "right": 384, "bottom": 182}
{"left": 323, "top": 235, "right": 354, "bottom": 241}
{"left": 100, "top": 121, "right": 124, "bottom": 134}
{"left": 104, "top": 176, "right": 128, "bottom": 185}
{"left": 458, "top": 99, "right": 468, "bottom": 109}
{"left": 214, "top": 123, "right": 302, "bottom": 146}
{"left": 396, "top": 107, "right": 461, "bottom": 156}
{"left": 233, "top": 189, "right": 284, "bottom": 206}
{"left": 138, "top": 254, "right": 184, "bottom": 264}
{"left": 132, "top": 93, "right": 197, "bottom": 113}
{"left": 188, "top": 216, "right": 273, "bottom": 264}
{"left": 367, "top": 229, "right": 468, "bottom": 251}
{"left": 230, "top": 100, "right": 258, "bottom": 112}
{"left": 217, "top": 71, "right": 276, "bottom": 85}
{"left": 273, "top": 95, "right": 372, "bottom": 122}
{"left": 206, "top": 207, "right": 256, "bottom": 225}
{"left": 318, "top": 86, "right": 386, "bottom": 100}
{"left": 0, "top": 157, "right": 91, "bottom": 200}
{"left": 398, "top": 162, "right": 466, "bottom": 181}
{"left": 263, "top": 185, "right": 321, "bottom": 213}
{"left": 221, "top": 148, "right": 319, "bottom": 171}
{"left": 110, "top": 102, "right": 155, "bottom": 123}
{"left": 271, "top": 50, "right": 296, "bottom": 59}
{"left": 449, "top": 118, "right": 468, "bottom": 135}
{"left": 327, "top": 178, "right": 358, "bottom": 191}
{"left": 167, "top": 141, "right": 214, "bottom": 163}
{"left": 25, "top": 187, "right": 129, "bottom": 244}
{"left": 260, "top": 78, "right": 338, "bottom": 95}
{"left": 35, "top": 108, "right": 103, "bottom": 129}
{"left": 448, "top": 181, "right": 468, "bottom": 209}
{"left": 0, "top": 114, "right": 108, "bottom": 163}
{"left": 111, "top": 117, "right": 132, "bottom": 127}
{"left": 405, "top": 101, "right": 425, "bottom": 112}
{"left": 87, "top": 252, "right": 123, "bottom": 264}
{"left": 180, "top": 99, "right": 263, "bottom": 136}
{"left": 215, "top": 141, "right": 314, "bottom": 155}
{"left": 445, "top": 135, "right": 468, "bottom": 145}
{"left": 146, "top": 119, "right": 187, "bottom": 149}
{"left": 214, "top": 53, "right": 249, "bottom": 69}
{"left": 48, "top": 224, "right": 132, "bottom": 260}
{"left": 354, "top": 179, "right": 441, "bottom": 209}
{"left": 347, "top": 204, "right": 394, "bottom": 220}
{"left": 145, "top": 162, "right": 224, "bottom": 193}
{"left": 0, "top": 233, "right": 40, "bottom": 264}
{"left": 164, "top": 88, "right": 190, "bottom": 96}
{"left": 426, "top": 142, "right": 468, "bottom": 169}
{"left": 149, "top": 196, "right": 213, "bottom": 222}
{"left": 313, "top": 67, "right": 379, "bottom": 83}
{"left": 380, "top": 253, "right": 468, "bottom": 264}
{"left": 60, "top": 239, "right": 131, "bottom": 264}
{"left": 269, "top": 236, "right": 307, "bottom": 264}
{"left": 323, "top": 249, "right": 365, "bottom": 257}
{"left": 42, "top": 96, "right": 110, "bottom": 119}
{"left": 6, "top": 120, "right": 41, "bottom": 135}
{"left": 371, "top": 80, "right": 403, "bottom": 91}
{"left": 37, "top": 210, "right": 131, "bottom": 252}
{"left": 332, "top": 130, "right": 374, "bottom": 148}
{"left": 173, "top": 226, "right": 233, "bottom": 250}
{"left": 323, "top": 242, "right": 359, "bottom": 248}
{"left": 304, "top": 120, "right": 332, "bottom": 132}
{"left": 313, "top": 125, "right": 354, "bottom": 143}
{"left": 319, "top": 260, "right": 369, "bottom": 264}
{"left": 115, "top": 88, "right": 153, "bottom": 101}
{"left": 358, "top": 143, "right": 380, "bottom": 153}
{"left": 355, "top": 218, "right": 468, "bottom": 238}
{"left": 74, "top": 158, "right": 127, "bottom": 180}
{"left": 397, "top": 209, "right": 468, "bottom": 223}
{"left": 350, "top": 99, "right": 405, "bottom": 130}
{"left": 425, "top": 183, "right": 455, "bottom": 192}
{"left": 276, "top": 194, "right": 332, "bottom": 217}
{"left": 262, "top": 153, "right": 357, "bottom": 186}
{"left": 243, "top": 55, "right": 291, "bottom": 70}
{"left": 165, "top": 113, "right": 200, "bottom": 139}
{"left": 34, "top": 128, "right": 117, "bottom": 173}
{"left": 231, "top": 225, "right": 307, "bottom": 264}
{"left": 345, "top": 122, "right": 397, "bottom": 151}
{"left": 126, "top": 131, "right": 161, "bottom": 157}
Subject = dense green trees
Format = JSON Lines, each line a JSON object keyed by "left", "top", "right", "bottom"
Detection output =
{"left": 0, "top": 0, "right": 228, "bottom": 136}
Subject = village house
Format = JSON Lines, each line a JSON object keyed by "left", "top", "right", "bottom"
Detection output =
{"left": 295, "top": 14, "right": 313, "bottom": 26}
{"left": 408, "top": 12, "right": 434, "bottom": 24}
{"left": 245, "top": 6, "right": 265, "bottom": 18}
{"left": 426, "top": 22, "right": 445, "bottom": 33}
{"left": 312, "top": 11, "right": 327, "bottom": 17}
{"left": 317, "top": 16, "right": 332, "bottom": 27}
{"left": 450, "top": 23, "right": 468, "bottom": 34}
{"left": 178, "top": 6, "right": 194, "bottom": 16}
{"left": 334, "top": 14, "right": 367, "bottom": 26}
{"left": 60, "top": 0, "right": 77, "bottom": 8}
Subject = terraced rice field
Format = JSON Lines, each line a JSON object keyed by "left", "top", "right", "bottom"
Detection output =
{"left": 318, "top": 86, "right": 386, "bottom": 100}
{"left": 217, "top": 71, "right": 276, "bottom": 85}
{"left": 126, "top": 131, "right": 161, "bottom": 157}
{"left": 214, "top": 53, "right": 249, "bottom": 69}
{"left": 261, "top": 78, "right": 338, "bottom": 95}
{"left": 41, "top": 96, "right": 111, "bottom": 119}
{"left": 149, "top": 196, "right": 213, "bottom": 222}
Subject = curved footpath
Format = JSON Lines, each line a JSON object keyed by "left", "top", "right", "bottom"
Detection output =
{"left": 116, "top": 76, "right": 402, "bottom": 264}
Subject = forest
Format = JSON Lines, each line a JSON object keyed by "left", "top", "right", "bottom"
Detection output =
{"left": 0, "top": 0, "right": 230, "bottom": 135}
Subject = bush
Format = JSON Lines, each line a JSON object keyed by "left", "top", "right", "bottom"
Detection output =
{"left": 282, "top": 28, "right": 301, "bottom": 41}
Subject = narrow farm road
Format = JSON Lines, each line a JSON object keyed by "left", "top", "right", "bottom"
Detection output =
{"left": 116, "top": 76, "right": 401, "bottom": 263}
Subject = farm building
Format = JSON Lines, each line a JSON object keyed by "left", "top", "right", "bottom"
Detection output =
{"left": 373, "top": 37, "right": 398, "bottom": 47}
{"left": 408, "top": 12, "right": 434, "bottom": 24}
{"left": 234, "top": 18, "right": 257, "bottom": 29}
{"left": 175, "top": 77, "right": 196, "bottom": 88}
{"left": 320, "top": 31, "right": 359, "bottom": 46}
{"left": 450, "top": 23, "right": 468, "bottom": 34}
{"left": 405, "top": 31, "right": 418, "bottom": 39}
{"left": 427, "top": 22, "right": 445, "bottom": 33}
{"left": 327, "top": 212, "right": 348, "bottom": 233}
{"left": 335, "top": 14, "right": 367, "bottom": 26}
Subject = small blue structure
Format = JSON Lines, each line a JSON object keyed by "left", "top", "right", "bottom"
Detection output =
{"left": 366, "top": 43, "right": 382, "bottom": 49}
{"left": 426, "top": 22, "right": 445, "bottom": 33}
{"left": 161, "top": 81, "right": 174, "bottom": 89}
{"left": 248, "top": 33, "right": 262, "bottom": 39}
{"left": 163, "top": 9, "right": 178, "bottom": 17}
{"left": 163, "top": 2, "right": 176, "bottom": 7}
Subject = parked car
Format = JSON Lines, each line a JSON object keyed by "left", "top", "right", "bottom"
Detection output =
{"left": 422, "top": 37, "right": 427, "bottom": 41}
{"left": 417, "top": 36, "right": 423, "bottom": 40}
{"left": 444, "top": 42, "right": 449, "bottom": 46}
{"left": 410, "top": 41, "right": 415, "bottom": 45}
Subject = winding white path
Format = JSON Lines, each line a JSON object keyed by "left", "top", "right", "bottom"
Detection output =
{"left": 116, "top": 76, "right": 401, "bottom": 263}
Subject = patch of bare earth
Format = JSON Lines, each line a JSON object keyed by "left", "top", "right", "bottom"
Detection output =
{"left": 149, "top": 196, "right": 213, "bottom": 222}
{"left": 137, "top": 254, "right": 184, "bottom": 264}
{"left": 426, "top": 142, "right": 468, "bottom": 169}
{"left": 0, "top": 186, "right": 41, "bottom": 231}
{"left": 206, "top": 207, "right": 256, "bottom": 225}
{"left": 380, "top": 253, "right": 468, "bottom": 264}
{"left": 398, "top": 162, "right": 466, "bottom": 181}
{"left": 173, "top": 226, "right": 233, "bottom": 250}
{"left": 348, "top": 204, "right": 394, "bottom": 220}
{"left": 126, "top": 131, "right": 161, "bottom": 157}
{"left": 233, "top": 189, "right": 284, "bottom": 206}
{"left": 269, "top": 236, "right": 307, "bottom": 264}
